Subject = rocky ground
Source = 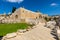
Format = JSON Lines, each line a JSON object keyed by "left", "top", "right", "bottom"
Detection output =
{"left": 2, "top": 17, "right": 60, "bottom": 40}
{"left": 2, "top": 22, "right": 56, "bottom": 40}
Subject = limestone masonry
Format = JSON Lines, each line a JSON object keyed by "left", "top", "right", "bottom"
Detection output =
{"left": 0, "top": 7, "right": 48, "bottom": 23}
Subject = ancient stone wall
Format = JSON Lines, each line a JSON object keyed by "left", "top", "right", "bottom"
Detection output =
{"left": 0, "top": 7, "right": 47, "bottom": 23}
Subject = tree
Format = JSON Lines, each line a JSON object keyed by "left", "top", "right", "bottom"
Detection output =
{"left": 12, "top": 7, "right": 16, "bottom": 13}
{"left": 36, "top": 10, "right": 40, "bottom": 13}
{"left": 44, "top": 17, "right": 48, "bottom": 22}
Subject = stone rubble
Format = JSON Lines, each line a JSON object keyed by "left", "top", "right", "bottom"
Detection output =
{"left": 45, "top": 20, "right": 56, "bottom": 29}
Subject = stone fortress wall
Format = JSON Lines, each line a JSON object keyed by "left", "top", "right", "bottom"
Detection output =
{"left": 0, "top": 7, "right": 48, "bottom": 24}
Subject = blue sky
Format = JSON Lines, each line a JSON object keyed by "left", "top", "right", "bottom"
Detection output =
{"left": 0, "top": 0, "right": 60, "bottom": 15}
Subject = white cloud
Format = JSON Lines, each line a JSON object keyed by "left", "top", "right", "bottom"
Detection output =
{"left": 6, "top": 0, "right": 24, "bottom": 3}
{"left": 50, "top": 3, "right": 58, "bottom": 6}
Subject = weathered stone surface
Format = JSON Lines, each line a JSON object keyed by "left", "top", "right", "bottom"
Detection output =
{"left": 17, "top": 29, "right": 27, "bottom": 33}
{"left": 0, "top": 7, "right": 44, "bottom": 23}
{"left": 3, "top": 33, "right": 17, "bottom": 39}
{"left": 45, "top": 21, "right": 56, "bottom": 29}
{"left": 57, "top": 29, "right": 60, "bottom": 40}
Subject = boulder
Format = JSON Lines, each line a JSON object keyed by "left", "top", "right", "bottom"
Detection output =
{"left": 17, "top": 29, "right": 27, "bottom": 33}
{"left": 45, "top": 21, "right": 56, "bottom": 29}
{"left": 3, "top": 32, "right": 17, "bottom": 39}
{"left": 17, "top": 29, "right": 27, "bottom": 35}
{"left": 57, "top": 29, "right": 60, "bottom": 40}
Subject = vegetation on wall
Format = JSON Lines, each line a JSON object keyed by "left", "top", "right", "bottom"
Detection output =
{"left": 12, "top": 7, "right": 16, "bottom": 13}
{"left": 44, "top": 17, "right": 51, "bottom": 22}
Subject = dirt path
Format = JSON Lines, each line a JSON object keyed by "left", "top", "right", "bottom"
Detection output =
{"left": 3, "top": 23, "right": 56, "bottom": 40}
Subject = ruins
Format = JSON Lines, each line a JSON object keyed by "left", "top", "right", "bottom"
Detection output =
{"left": 0, "top": 7, "right": 48, "bottom": 24}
